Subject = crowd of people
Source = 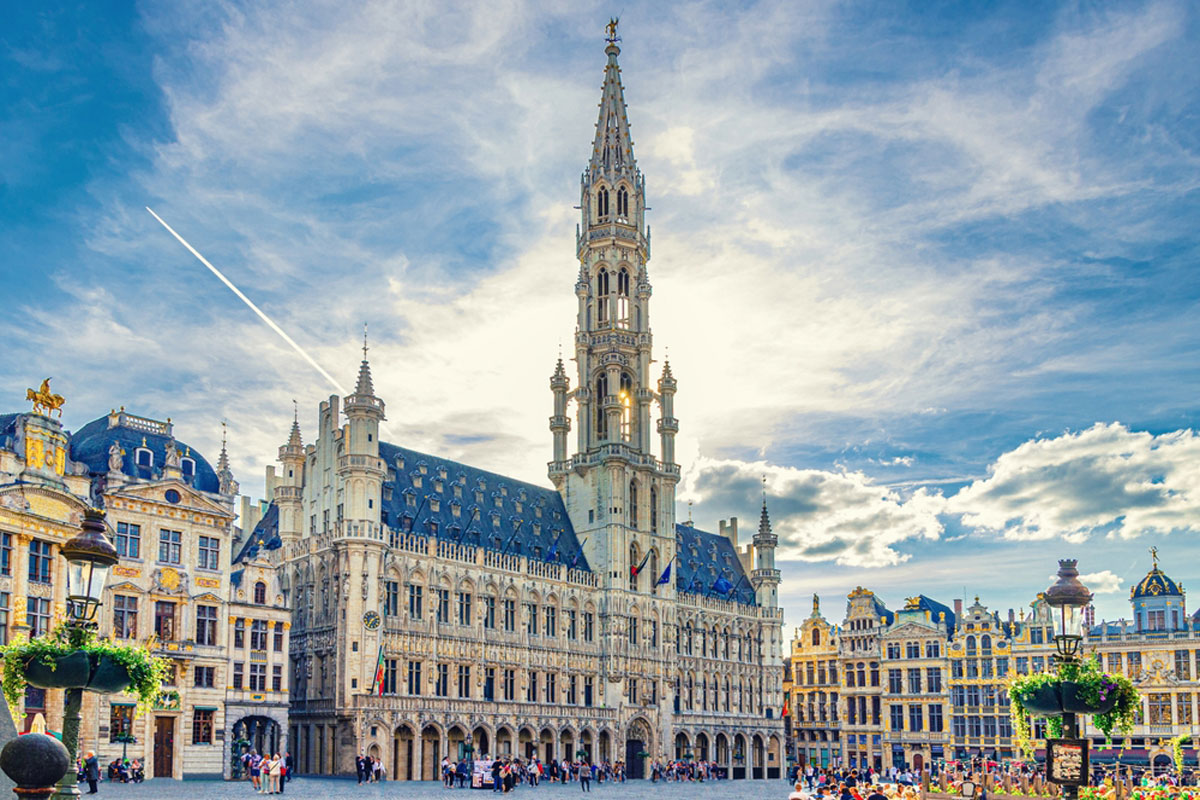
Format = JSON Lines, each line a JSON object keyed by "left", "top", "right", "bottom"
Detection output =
{"left": 239, "top": 750, "right": 292, "bottom": 794}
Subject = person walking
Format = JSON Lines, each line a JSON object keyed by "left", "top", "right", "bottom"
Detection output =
{"left": 83, "top": 751, "right": 99, "bottom": 795}
{"left": 580, "top": 761, "right": 591, "bottom": 792}
{"left": 356, "top": 753, "right": 366, "bottom": 784}
{"left": 270, "top": 753, "right": 284, "bottom": 794}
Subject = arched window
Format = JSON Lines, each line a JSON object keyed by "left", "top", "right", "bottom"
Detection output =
{"left": 595, "top": 374, "right": 608, "bottom": 440}
{"left": 616, "top": 268, "right": 631, "bottom": 328}
{"left": 648, "top": 551, "right": 658, "bottom": 592}
{"left": 180, "top": 458, "right": 195, "bottom": 478}
{"left": 254, "top": 581, "right": 267, "bottom": 604}
{"left": 966, "top": 636, "right": 977, "bottom": 656}
{"left": 650, "top": 486, "right": 658, "bottom": 532}
{"left": 616, "top": 186, "right": 629, "bottom": 219}
{"left": 981, "top": 634, "right": 992, "bottom": 655}
{"left": 629, "top": 480, "right": 638, "bottom": 529}
{"left": 812, "top": 628, "right": 821, "bottom": 646}
{"left": 135, "top": 448, "right": 153, "bottom": 468}
{"left": 619, "top": 373, "right": 633, "bottom": 441}
{"left": 597, "top": 187, "right": 609, "bottom": 219}
{"left": 628, "top": 542, "right": 640, "bottom": 592}
{"left": 596, "top": 268, "right": 609, "bottom": 324}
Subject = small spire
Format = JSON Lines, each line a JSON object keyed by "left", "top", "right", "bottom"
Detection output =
{"left": 758, "top": 485, "right": 772, "bottom": 537}
{"left": 589, "top": 20, "right": 637, "bottom": 176}
{"left": 354, "top": 325, "right": 375, "bottom": 397}
{"left": 287, "top": 403, "right": 303, "bottom": 448}
{"left": 217, "top": 421, "right": 230, "bottom": 472}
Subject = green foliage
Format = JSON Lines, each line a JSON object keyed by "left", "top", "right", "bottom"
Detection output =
{"left": 0, "top": 623, "right": 168, "bottom": 723}
{"left": 1007, "top": 655, "right": 1140, "bottom": 761}
{"left": 1171, "top": 735, "right": 1190, "bottom": 773}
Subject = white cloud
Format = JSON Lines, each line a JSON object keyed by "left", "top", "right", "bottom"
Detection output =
{"left": 947, "top": 423, "right": 1200, "bottom": 541}
{"left": 1077, "top": 570, "right": 1123, "bottom": 594}
{"left": 683, "top": 457, "right": 943, "bottom": 568}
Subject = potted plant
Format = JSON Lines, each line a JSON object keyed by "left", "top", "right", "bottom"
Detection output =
{"left": 1, "top": 623, "right": 168, "bottom": 721}
{"left": 1008, "top": 655, "right": 1139, "bottom": 759}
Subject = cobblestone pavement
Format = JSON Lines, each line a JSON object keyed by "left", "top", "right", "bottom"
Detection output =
{"left": 84, "top": 776, "right": 789, "bottom": 798}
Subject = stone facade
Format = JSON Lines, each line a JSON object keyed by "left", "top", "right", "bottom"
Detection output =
{"left": 0, "top": 405, "right": 289, "bottom": 780}
{"left": 787, "top": 560, "right": 1200, "bottom": 773}
{"left": 276, "top": 34, "right": 785, "bottom": 782}
{"left": 787, "top": 595, "right": 841, "bottom": 768}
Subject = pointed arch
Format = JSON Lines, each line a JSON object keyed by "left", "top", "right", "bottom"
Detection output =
{"left": 628, "top": 540, "right": 640, "bottom": 592}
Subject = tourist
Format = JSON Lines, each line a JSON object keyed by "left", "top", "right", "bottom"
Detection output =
{"left": 788, "top": 780, "right": 807, "bottom": 800}
{"left": 491, "top": 758, "right": 503, "bottom": 792}
{"left": 580, "top": 761, "right": 592, "bottom": 792}
{"left": 356, "top": 753, "right": 367, "bottom": 784}
{"left": 248, "top": 750, "right": 262, "bottom": 792}
{"left": 269, "top": 752, "right": 284, "bottom": 794}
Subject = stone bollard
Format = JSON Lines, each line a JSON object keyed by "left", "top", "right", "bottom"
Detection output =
{"left": 0, "top": 730, "right": 70, "bottom": 800}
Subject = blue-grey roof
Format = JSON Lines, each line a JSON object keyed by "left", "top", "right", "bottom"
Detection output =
{"left": 234, "top": 501, "right": 280, "bottom": 564}
{"left": 69, "top": 415, "right": 220, "bottom": 493}
{"left": 674, "top": 523, "right": 757, "bottom": 606}
{"left": 909, "top": 594, "right": 955, "bottom": 635}
{"left": 379, "top": 441, "right": 589, "bottom": 570}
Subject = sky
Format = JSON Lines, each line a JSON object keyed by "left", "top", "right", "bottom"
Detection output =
{"left": 2, "top": 0, "right": 1199, "bottom": 630}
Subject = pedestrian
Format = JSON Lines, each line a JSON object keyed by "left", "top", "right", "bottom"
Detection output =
{"left": 269, "top": 753, "right": 283, "bottom": 794}
{"left": 580, "top": 761, "right": 591, "bottom": 792}
{"left": 491, "top": 758, "right": 503, "bottom": 793}
{"left": 83, "top": 751, "right": 99, "bottom": 794}
{"left": 356, "top": 753, "right": 366, "bottom": 784}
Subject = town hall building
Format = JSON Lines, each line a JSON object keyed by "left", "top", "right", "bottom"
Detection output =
{"left": 260, "top": 29, "right": 787, "bottom": 780}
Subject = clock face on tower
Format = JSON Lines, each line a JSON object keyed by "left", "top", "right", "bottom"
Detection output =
{"left": 362, "top": 611, "right": 381, "bottom": 631}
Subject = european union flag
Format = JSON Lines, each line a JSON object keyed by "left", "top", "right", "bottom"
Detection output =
{"left": 712, "top": 575, "right": 733, "bottom": 595}
{"left": 656, "top": 563, "right": 672, "bottom": 586}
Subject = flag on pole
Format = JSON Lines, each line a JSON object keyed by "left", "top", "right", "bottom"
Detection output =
{"left": 782, "top": 695, "right": 790, "bottom": 718}
{"left": 630, "top": 549, "right": 652, "bottom": 577}
{"left": 547, "top": 531, "right": 562, "bottom": 562}
{"left": 712, "top": 575, "right": 733, "bottom": 595}
{"left": 570, "top": 538, "right": 588, "bottom": 569}
{"left": 656, "top": 561, "right": 672, "bottom": 586}
{"left": 371, "top": 645, "right": 386, "bottom": 696}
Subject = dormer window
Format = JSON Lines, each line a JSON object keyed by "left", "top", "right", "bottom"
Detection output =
{"left": 438, "top": 467, "right": 447, "bottom": 480}
{"left": 514, "top": 501, "right": 523, "bottom": 513}
{"left": 434, "top": 480, "right": 443, "bottom": 493}
{"left": 406, "top": 494, "right": 416, "bottom": 508}
{"left": 180, "top": 458, "right": 195, "bottom": 478}
{"left": 493, "top": 496, "right": 503, "bottom": 509}
{"left": 135, "top": 448, "right": 153, "bottom": 468}
{"left": 535, "top": 506, "right": 542, "bottom": 519}
{"left": 451, "top": 503, "right": 461, "bottom": 518}
{"left": 430, "top": 499, "right": 440, "bottom": 513}
{"left": 500, "top": 486, "right": 508, "bottom": 497}
{"left": 413, "top": 475, "right": 422, "bottom": 489}
{"left": 453, "top": 485, "right": 462, "bottom": 499}
{"left": 419, "top": 463, "right": 428, "bottom": 475}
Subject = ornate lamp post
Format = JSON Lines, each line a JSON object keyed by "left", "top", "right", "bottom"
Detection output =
{"left": 1043, "top": 560, "right": 1093, "bottom": 800}
{"left": 53, "top": 510, "right": 119, "bottom": 800}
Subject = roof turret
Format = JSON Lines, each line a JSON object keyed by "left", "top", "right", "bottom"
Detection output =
{"left": 1130, "top": 548, "right": 1183, "bottom": 599}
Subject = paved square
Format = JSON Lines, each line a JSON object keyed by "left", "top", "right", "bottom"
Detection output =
{"left": 86, "top": 777, "right": 788, "bottom": 799}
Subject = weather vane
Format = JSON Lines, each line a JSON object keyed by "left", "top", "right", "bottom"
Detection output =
{"left": 605, "top": 17, "right": 620, "bottom": 45}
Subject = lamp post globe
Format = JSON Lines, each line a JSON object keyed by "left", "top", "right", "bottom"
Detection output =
{"left": 61, "top": 508, "right": 119, "bottom": 624}
{"left": 1044, "top": 559, "right": 1092, "bottom": 661}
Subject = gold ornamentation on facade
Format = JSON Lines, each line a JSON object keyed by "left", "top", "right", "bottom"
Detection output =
{"left": 160, "top": 567, "right": 181, "bottom": 591}
{"left": 113, "top": 565, "right": 141, "bottom": 578}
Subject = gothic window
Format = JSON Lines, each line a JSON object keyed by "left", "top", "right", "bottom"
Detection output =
{"left": 629, "top": 480, "right": 638, "bottom": 529}
{"left": 812, "top": 628, "right": 821, "bottom": 646}
{"left": 629, "top": 542, "right": 640, "bottom": 592}
{"left": 616, "top": 268, "right": 631, "bottom": 328}
{"left": 617, "top": 186, "right": 629, "bottom": 219}
{"left": 650, "top": 486, "right": 658, "bottom": 532}
{"left": 596, "top": 268, "right": 610, "bottom": 324}
{"left": 595, "top": 374, "right": 609, "bottom": 440}
{"left": 596, "top": 186, "right": 609, "bottom": 219}
{"left": 619, "top": 373, "right": 633, "bottom": 441}
{"left": 648, "top": 551, "right": 658, "bottom": 591}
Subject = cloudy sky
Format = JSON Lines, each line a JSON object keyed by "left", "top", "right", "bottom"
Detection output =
{"left": 3, "top": 1, "right": 1199, "bottom": 627}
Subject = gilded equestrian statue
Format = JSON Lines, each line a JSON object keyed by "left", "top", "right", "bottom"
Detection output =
{"left": 26, "top": 378, "right": 66, "bottom": 417}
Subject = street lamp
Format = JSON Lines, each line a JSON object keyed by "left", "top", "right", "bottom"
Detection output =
{"left": 61, "top": 510, "right": 119, "bottom": 625}
{"left": 1044, "top": 559, "right": 1092, "bottom": 662}
{"left": 54, "top": 509, "right": 118, "bottom": 800}
{"left": 1043, "top": 560, "right": 1093, "bottom": 800}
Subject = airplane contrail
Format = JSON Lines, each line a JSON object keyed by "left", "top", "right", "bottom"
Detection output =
{"left": 146, "top": 206, "right": 349, "bottom": 397}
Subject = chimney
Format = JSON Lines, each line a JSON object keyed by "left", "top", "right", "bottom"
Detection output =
{"left": 954, "top": 599, "right": 963, "bottom": 617}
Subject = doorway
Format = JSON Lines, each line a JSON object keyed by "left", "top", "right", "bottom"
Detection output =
{"left": 624, "top": 739, "right": 645, "bottom": 779}
{"left": 153, "top": 716, "right": 175, "bottom": 778}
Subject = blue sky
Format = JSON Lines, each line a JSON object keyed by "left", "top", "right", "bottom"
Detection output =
{"left": 2, "top": 1, "right": 1199, "bottom": 628}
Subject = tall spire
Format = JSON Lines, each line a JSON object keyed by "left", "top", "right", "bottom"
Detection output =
{"left": 354, "top": 322, "right": 374, "bottom": 397}
{"left": 589, "top": 20, "right": 637, "bottom": 178}
{"left": 217, "top": 420, "right": 239, "bottom": 496}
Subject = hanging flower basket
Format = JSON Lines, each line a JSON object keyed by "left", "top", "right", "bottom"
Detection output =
{"left": 1061, "top": 681, "right": 1116, "bottom": 715}
{"left": 86, "top": 654, "right": 134, "bottom": 694}
{"left": 23, "top": 651, "right": 92, "bottom": 690}
{"left": 1020, "top": 683, "right": 1063, "bottom": 717}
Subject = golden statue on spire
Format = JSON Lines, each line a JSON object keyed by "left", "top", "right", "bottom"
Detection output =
{"left": 605, "top": 17, "right": 620, "bottom": 44}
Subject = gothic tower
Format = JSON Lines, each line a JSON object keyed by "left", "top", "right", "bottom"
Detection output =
{"left": 549, "top": 28, "right": 680, "bottom": 720}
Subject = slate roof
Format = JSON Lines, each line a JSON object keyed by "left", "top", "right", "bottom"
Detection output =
{"left": 378, "top": 441, "right": 589, "bottom": 571}
{"left": 0, "top": 414, "right": 20, "bottom": 453}
{"left": 905, "top": 594, "right": 956, "bottom": 635}
{"left": 675, "top": 523, "right": 758, "bottom": 606}
{"left": 69, "top": 414, "right": 220, "bottom": 493}
{"left": 233, "top": 501, "right": 280, "bottom": 564}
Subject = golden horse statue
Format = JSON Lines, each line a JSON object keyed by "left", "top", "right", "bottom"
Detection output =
{"left": 26, "top": 378, "right": 65, "bottom": 417}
